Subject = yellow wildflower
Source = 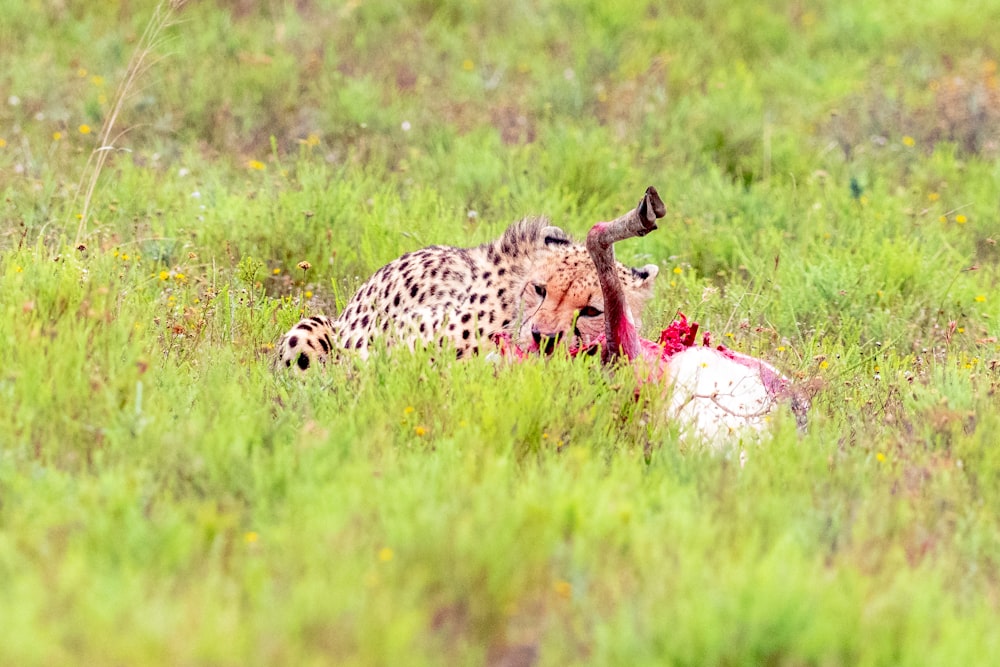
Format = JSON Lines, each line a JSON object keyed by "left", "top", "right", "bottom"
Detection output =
{"left": 403, "top": 406, "right": 414, "bottom": 414}
{"left": 414, "top": 426, "right": 427, "bottom": 436}
{"left": 956, "top": 215, "right": 967, "bottom": 224}
{"left": 378, "top": 547, "right": 394, "bottom": 562}
{"left": 78, "top": 124, "right": 91, "bottom": 135}
{"left": 272, "top": 267, "right": 281, "bottom": 275}
{"left": 927, "top": 192, "right": 940, "bottom": 202}
{"left": 244, "top": 531, "right": 259, "bottom": 544}
{"left": 876, "top": 452, "right": 886, "bottom": 463}
{"left": 0, "top": 138, "right": 6, "bottom": 148}
{"left": 902, "top": 136, "right": 915, "bottom": 147}
{"left": 975, "top": 295, "right": 986, "bottom": 303}
{"left": 247, "top": 159, "right": 266, "bottom": 170}
{"left": 673, "top": 266, "right": 683, "bottom": 275}
{"left": 159, "top": 270, "right": 170, "bottom": 281}
{"left": 553, "top": 580, "right": 572, "bottom": 599}
{"left": 90, "top": 75, "right": 105, "bottom": 86}
{"left": 462, "top": 59, "right": 475, "bottom": 71}
{"left": 53, "top": 131, "right": 63, "bottom": 141}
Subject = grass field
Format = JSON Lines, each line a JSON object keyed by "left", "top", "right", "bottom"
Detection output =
{"left": 3, "top": 0, "right": 1000, "bottom": 664}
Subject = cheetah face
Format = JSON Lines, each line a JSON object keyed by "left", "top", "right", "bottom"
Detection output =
{"left": 517, "top": 247, "right": 658, "bottom": 353}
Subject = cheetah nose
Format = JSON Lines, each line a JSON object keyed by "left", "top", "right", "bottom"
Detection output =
{"left": 531, "top": 329, "right": 562, "bottom": 354}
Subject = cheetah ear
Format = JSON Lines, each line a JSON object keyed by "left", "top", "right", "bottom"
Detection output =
{"left": 541, "top": 225, "right": 571, "bottom": 246}
{"left": 631, "top": 263, "right": 659, "bottom": 296}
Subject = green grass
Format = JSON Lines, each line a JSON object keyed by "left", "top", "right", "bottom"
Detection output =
{"left": 3, "top": 0, "right": 1000, "bottom": 664}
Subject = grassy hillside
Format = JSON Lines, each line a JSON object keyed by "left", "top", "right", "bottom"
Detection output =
{"left": 2, "top": 0, "right": 1000, "bottom": 664}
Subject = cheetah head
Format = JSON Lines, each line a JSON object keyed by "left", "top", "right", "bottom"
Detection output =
{"left": 517, "top": 228, "right": 659, "bottom": 353}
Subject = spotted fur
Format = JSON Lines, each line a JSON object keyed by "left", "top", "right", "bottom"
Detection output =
{"left": 278, "top": 217, "right": 658, "bottom": 370}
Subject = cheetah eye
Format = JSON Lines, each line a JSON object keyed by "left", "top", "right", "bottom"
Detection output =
{"left": 578, "top": 305, "right": 603, "bottom": 318}
{"left": 533, "top": 284, "right": 547, "bottom": 299}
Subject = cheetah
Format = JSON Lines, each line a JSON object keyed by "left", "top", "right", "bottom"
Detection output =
{"left": 278, "top": 217, "right": 659, "bottom": 371}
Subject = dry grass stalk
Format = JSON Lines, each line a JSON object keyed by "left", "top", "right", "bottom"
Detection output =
{"left": 72, "top": 0, "right": 188, "bottom": 246}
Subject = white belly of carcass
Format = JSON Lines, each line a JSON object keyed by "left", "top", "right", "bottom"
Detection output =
{"left": 664, "top": 346, "right": 780, "bottom": 447}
